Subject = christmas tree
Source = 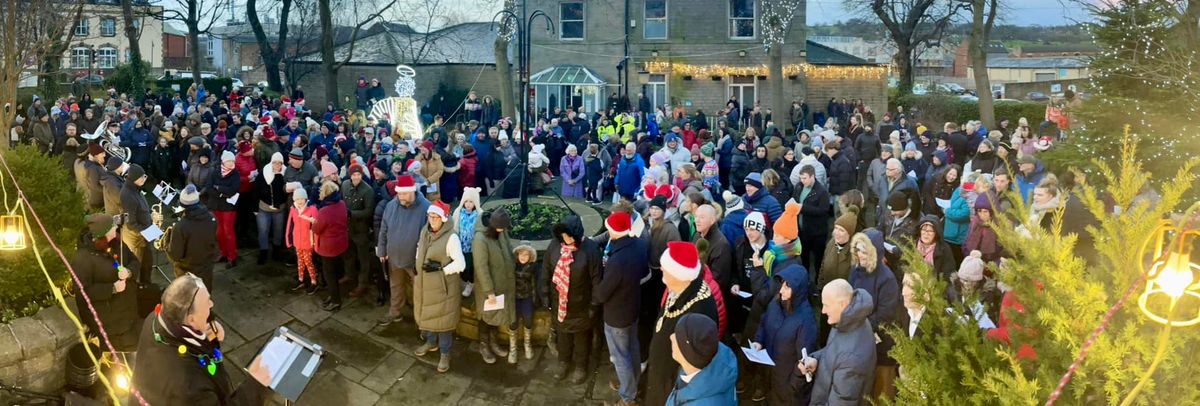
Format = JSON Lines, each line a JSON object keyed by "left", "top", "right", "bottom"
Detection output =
{"left": 1042, "top": 0, "right": 1200, "bottom": 191}
{"left": 888, "top": 130, "right": 1200, "bottom": 405}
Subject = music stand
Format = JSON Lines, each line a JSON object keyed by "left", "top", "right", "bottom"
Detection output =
{"left": 255, "top": 326, "right": 324, "bottom": 403}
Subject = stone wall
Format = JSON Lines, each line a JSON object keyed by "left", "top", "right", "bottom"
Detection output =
{"left": 805, "top": 75, "right": 890, "bottom": 120}
{"left": 296, "top": 64, "right": 508, "bottom": 112}
{"left": 0, "top": 306, "right": 81, "bottom": 400}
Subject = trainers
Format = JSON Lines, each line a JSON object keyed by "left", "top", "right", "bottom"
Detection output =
{"left": 321, "top": 301, "right": 341, "bottom": 311}
{"left": 348, "top": 286, "right": 368, "bottom": 298}
{"left": 305, "top": 284, "right": 320, "bottom": 295}
{"left": 461, "top": 281, "right": 474, "bottom": 297}
{"left": 376, "top": 316, "right": 402, "bottom": 327}
{"left": 479, "top": 345, "right": 496, "bottom": 364}
{"left": 415, "top": 342, "right": 438, "bottom": 357}
{"left": 290, "top": 281, "right": 307, "bottom": 292}
{"left": 437, "top": 354, "right": 450, "bottom": 373}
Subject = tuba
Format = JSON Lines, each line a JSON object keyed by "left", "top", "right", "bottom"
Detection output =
{"left": 100, "top": 138, "right": 130, "bottom": 162}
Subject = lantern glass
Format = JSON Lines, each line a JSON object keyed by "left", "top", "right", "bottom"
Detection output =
{"left": 0, "top": 215, "right": 26, "bottom": 251}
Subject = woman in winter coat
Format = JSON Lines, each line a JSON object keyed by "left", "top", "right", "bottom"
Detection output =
{"left": 964, "top": 140, "right": 1000, "bottom": 176}
{"left": 915, "top": 215, "right": 959, "bottom": 281}
{"left": 412, "top": 200, "right": 465, "bottom": 373}
{"left": 472, "top": 209, "right": 517, "bottom": 364}
{"left": 313, "top": 181, "right": 349, "bottom": 311}
{"left": 923, "top": 163, "right": 960, "bottom": 218}
{"left": 729, "top": 141, "right": 753, "bottom": 195}
{"left": 73, "top": 214, "right": 141, "bottom": 350}
{"left": 583, "top": 143, "right": 608, "bottom": 203}
{"left": 541, "top": 215, "right": 602, "bottom": 382}
{"left": 208, "top": 150, "right": 242, "bottom": 266}
{"left": 559, "top": 144, "right": 586, "bottom": 199}
{"left": 943, "top": 179, "right": 974, "bottom": 264}
{"left": 148, "top": 136, "right": 176, "bottom": 186}
{"left": 899, "top": 144, "right": 928, "bottom": 189}
{"left": 187, "top": 147, "right": 215, "bottom": 198}
{"left": 121, "top": 119, "right": 153, "bottom": 166}
{"left": 750, "top": 145, "right": 771, "bottom": 174}
{"left": 848, "top": 229, "right": 901, "bottom": 397}
{"left": 256, "top": 152, "right": 290, "bottom": 264}
{"left": 458, "top": 144, "right": 479, "bottom": 189}
{"left": 439, "top": 144, "right": 461, "bottom": 204}
{"left": 750, "top": 264, "right": 818, "bottom": 406}
{"left": 772, "top": 149, "right": 799, "bottom": 181}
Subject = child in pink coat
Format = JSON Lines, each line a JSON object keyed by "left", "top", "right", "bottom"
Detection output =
{"left": 286, "top": 187, "right": 319, "bottom": 293}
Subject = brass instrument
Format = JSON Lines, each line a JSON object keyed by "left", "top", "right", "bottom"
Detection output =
{"left": 150, "top": 181, "right": 182, "bottom": 251}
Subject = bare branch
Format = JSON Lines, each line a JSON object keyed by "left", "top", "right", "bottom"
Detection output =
{"left": 333, "top": 0, "right": 398, "bottom": 70}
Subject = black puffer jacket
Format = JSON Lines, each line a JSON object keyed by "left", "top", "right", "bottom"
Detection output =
{"left": 167, "top": 204, "right": 219, "bottom": 271}
{"left": 72, "top": 232, "right": 141, "bottom": 349}
{"left": 827, "top": 151, "right": 856, "bottom": 195}
{"left": 540, "top": 215, "right": 602, "bottom": 333}
{"left": 207, "top": 168, "right": 240, "bottom": 212}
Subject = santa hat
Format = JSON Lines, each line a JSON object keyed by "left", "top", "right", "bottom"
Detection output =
{"left": 427, "top": 200, "right": 450, "bottom": 221}
{"left": 655, "top": 184, "right": 677, "bottom": 207}
{"left": 605, "top": 212, "right": 632, "bottom": 238}
{"left": 395, "top": 175, "right": 417, "bottom": 193}
{"left": 1034, "top": 136, "right": 1053, "bottom": 151}
{"left": 642, "top": 183, "right": 657, "bottom": 200}
{"left": 260, "top": 115, "right": 272, "bottom": 125}
{"left": 406, "top": 160, "right": 422, "bottom": 173}
{"left": 661, "top": 241, "right": 702, "bottom": 281}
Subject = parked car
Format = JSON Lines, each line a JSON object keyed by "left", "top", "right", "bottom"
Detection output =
{"left": 912, "top": 84, "right": 930, "bottom": 95}
{"left": 77, "top": 75, "right": 105, "bottom": 85}
{"left": 937, "top": 83, "right": 968, "bottom": 95}
{"left": 1025, "top": 92, "right": 1050, "bottom": 102}
{"left": 957, "top": 94, "right": 979, "bottom": 102}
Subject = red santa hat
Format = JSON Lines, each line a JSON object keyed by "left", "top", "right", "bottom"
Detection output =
{"left": 394, "top": 175, "right": 417, "bottom": 193}
{"left": 655, "top": 184, "right": 677, "bottom": 207}
{"left": 406, "top": 160, "right": 421, "bottom": 173}
{"left": 281, "top": 95, "right": 291, "bottom": 103}
{"left": 260, "top": 115, "right": 272, "bottom": 125}
{"left": 642, "top": 183, "right": 657, "bottom": 200}
{"left": 427, "top": 200, "right": 450, "bottom": 220}
{"left": 605, "top": 212, "right": 632, "bottom": 238}
{"left": 661, "top": 241, "right": 702, "bottom": 281}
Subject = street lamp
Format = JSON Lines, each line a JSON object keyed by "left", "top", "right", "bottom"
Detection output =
{"left": 493, "top": 5, "right": 554, "bottom": 216}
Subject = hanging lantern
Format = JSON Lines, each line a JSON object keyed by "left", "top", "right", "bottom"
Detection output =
{"left": 0, "top": 214, "right": 26, "bottom": 251}
{"left": 1137, "top": 218, "right": 1200, "bottom": 326}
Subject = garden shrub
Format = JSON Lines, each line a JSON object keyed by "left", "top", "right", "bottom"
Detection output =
{"left": 154, "top": 76, "right": 235, "bottom": 95}
{"left": 0, "top": 146, "right": 86, "bottom": 322}
{"left": 501, "top": 202, "right": 570, "bottom": 241}
{"left": 891, "top": 94, "right": 1046, "bottom": 128}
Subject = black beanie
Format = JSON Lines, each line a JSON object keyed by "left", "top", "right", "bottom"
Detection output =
{"left": 887, "top": 190, "right": 909, "bottom": 212}
{"left": 105, "top": 156, "right": 125, "bottom": 172}
{"left": 675, "top": 313, "right": 719, "bottom": 369}
{"left": 125, "top": 163, "right": 146, "bottom": 181}
{"left": 650, "top": 195, "right": 668, "bottom": 212}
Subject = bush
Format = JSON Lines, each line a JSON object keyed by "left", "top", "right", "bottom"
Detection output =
{"left": 105, "top": 60, "right": 152, "bottom": 96}
{"left": 154, "top": 75, "right": 234, "bottom": 95}
{"left": 891, "top": 94, "right": 1046, "bottom": 128}
{"left": 501, "top": 202, "right": 570, "bottom": 241}
{"left": 0, "top": 146, "right": 86, "bottom": 322}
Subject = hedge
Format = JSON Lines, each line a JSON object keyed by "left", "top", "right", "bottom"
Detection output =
{"left": 890, "top": 94, "right": 1046, "bottom": 128}
{"left": 0, "top": 146, "right": 86, "bottom": 322}
{"left": 154, "top": 76, "right": 235, "bottom": 94}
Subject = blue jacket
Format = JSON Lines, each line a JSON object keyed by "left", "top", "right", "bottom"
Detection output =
{"left": 1016, "top": 160, "right": 1046, "bottom": 205}
{"left": 719, "top": 208, "right": 748, "bottom": 247}
{"left": 745, "top": 188, "right": 783, "bottom": 223}
{"left": 615, "top": 154, "right": 646, "bottom": 197}
{"left": 665, "top": 344, "right": 739, "bottom": 406}
{"left": 754, "top": 264, "right": 818, "bottom": 371}
{"left": 376, "top": 194, "right": 431, "bottom": 269}
{"left": 121, "top": 127, "right": 154, "bottom": 166}
{"left": 943, "top": 187, "right": 972, "bottom": 245}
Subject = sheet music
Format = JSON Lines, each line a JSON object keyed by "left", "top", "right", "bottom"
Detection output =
{"left": 140, "top": 225, "right": 164, "bottom": 242}
{"left": 261, "top": 336, "right": 299, "bottom": 388}
{"left": 483, "top": 294, "right": 505, "bottom": 311}
{"left": 226, "top": 193, "right": 240, "bottom": 205}
{"left": 741, "top": 346, "right": 775, "bottom": 366}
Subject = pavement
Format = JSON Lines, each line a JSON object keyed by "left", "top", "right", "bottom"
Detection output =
{"left": 176, "top": 247, "right": 620, "bottom": 406}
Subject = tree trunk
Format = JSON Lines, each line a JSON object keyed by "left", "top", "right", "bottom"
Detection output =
{"left": 768, "top": 44, "right": 785, "bottom": 134}
{"left": 318, "top": 0, "right": 337, "bottom": 108}
{"left": 189, "top": 21, "right": 203, "bottom": 87}
{"left": 969, "top": 0, "right": 995, "bottom": 128}
{"left": 247, "top": 0, "right": 290, "bottom": 92}
{"left": 121, "top": 0, "right": 145, "bottom": 96}
{"left": 895, "top": 41, "right": 915, "bottom": 97}
{"left": 495, "top": 36, "right": 516, "bottom": 122}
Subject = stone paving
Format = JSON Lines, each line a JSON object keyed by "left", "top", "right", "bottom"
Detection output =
{"left": 188, "top": 248, "right": 619, "bottom": 406}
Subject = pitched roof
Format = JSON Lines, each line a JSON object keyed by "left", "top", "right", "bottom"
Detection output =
{"left": 986, "top": 57, "right": 1089, "bottom": 69}
{"left": 211, "top": 22, "right": 360, "bottom": 45}
{"left": 805, "top": 40, "right": 874, "bottom": 66}
{"left": 1017, "top": 43, "right": 1100, "bottom": 53}
{"left": 293, "top": 22, "right": 512, "bottom": 66}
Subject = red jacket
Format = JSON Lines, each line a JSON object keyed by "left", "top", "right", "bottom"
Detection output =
{"left": 682, "top": 129, "right": 698, "bottom": 150}
{"left": 235, "top": 154, "right": 257, "bottom": 194}
{"left": 286, "top": 204, "right": 317, "bottom": 251}
{"left": 986, "top": 290, "right": 1037, "bottom": 361}
{"left": 458, "top": 151, "right": 479, "bottom": 188}
{"left": 313, "top": 200, "right": 348, "bottom": 257}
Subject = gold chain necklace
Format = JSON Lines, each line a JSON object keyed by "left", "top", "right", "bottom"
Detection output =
{"left": 655, "top": 283, "right": 712, "bottom": 332}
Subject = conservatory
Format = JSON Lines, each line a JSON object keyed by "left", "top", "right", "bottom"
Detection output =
{"left": 530, "top": 65, "right": 607, "bottom": 116}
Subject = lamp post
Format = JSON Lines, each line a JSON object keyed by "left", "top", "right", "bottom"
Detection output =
{"left": 492, "top": 5, "right": 553, "bottom": 216}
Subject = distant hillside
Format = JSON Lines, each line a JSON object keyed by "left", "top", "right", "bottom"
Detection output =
{"left": 808, "top": 18, "right": 1091, "bottom": 45}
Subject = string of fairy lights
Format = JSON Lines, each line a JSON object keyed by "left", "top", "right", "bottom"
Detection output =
{"left": 642, "top": 61, "right": 890, "bottom": 81}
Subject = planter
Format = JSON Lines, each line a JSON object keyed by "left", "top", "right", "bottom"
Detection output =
{"left": 480, "top": 196, "right": 603, "bottom": 252}
{"left": 0, "top": 306, "right": 80, "bottom": 396}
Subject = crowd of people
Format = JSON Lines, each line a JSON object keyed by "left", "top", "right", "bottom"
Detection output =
{"left": 19, "top": 78, "right": 1090, "bottom": 405}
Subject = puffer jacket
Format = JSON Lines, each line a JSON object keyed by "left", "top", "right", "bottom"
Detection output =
{"left": 473, "top": 216, "right": 516, "bottom": 327}
{"left": 808, "top": 287, "right": 877, "bottom": 406}
{"left": 313, "top": 193, "right": 348, "bottom": 257}
{"left": 664, "top": 344, "right": 739, "bottom": 406}
{"left": 943, "top": 187, "right": 972, "bottom": 245}
{"left": 540, "top": 215, "right": 602, "bottom": 333}
{"left": 847, "top": 229, "right": 901, "bottom": 367}
{"left": 916, "top": 215, "right": 959, "bottom": 280}
{"left": 755, "top": 264, "right": 819, "bottom": 406}
{"left": 413, "top": 223, "right": 465, "bottom": 332}
{"left": 206, "top": 168, "right": 241, "bottom": 212}
{"left": 340, "top": 179, "right": 376, "bottom": 243}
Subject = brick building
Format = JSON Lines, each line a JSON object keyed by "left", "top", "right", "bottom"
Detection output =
{"left": 62, "top": 0, "right": 164, "bottom": 77}
{"left": 525, "top": 0, "right": 887, "bottom": 119}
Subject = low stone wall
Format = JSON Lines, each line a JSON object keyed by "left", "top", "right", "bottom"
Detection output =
{"left": 0, "top": 306, "right": 81, "bottom": 400}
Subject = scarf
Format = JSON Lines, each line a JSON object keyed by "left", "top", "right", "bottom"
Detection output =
{"left": 458, "top": 209, "right": 479, "bottom": 252}
{"left": 220, "top": 165, "right": 234, "bottom": 177}
{"left": 551, "top": 243, "right": 577, "bottom": 322}
{"left": 916, "top": 240, "right": 937, "bottom": 264}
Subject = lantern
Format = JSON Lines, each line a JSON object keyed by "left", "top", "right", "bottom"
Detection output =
{"left": 0, "top": 214, "right": 26, "bottom": 251}
{"left": 1136, "top": 217, "right": 1200, "bottom": 327}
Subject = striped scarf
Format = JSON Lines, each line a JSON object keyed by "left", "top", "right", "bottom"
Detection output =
{"left": 551, "top": 243, "right": 577, "bottom": 322}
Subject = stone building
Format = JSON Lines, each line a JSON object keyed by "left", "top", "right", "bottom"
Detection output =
{"left": 292, "top": 22, "right": 513, "bottom": 112}
{"left": 62, "top": 0, "right": 164, "bottom": 76}
{"left": 525, "top": 0, "right": 887, "bottom": 121}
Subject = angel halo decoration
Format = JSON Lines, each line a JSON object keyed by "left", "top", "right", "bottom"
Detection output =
{"left": 369, "top": 64, "right": 423, "bottom": 140}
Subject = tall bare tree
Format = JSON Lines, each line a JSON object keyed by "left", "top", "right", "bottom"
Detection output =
{"left": 848, "top": 0, "right": 965, "bottom": 96}
{"left": 965, "top": 0, "right": 999, "bottom": 127}
{"left": 121, "top": 0, "right": 147, "bottom": 96}
{"left": 318, "top": 0, "right": 397, "bottom": 108}
{"left": 493, "top": 0, "right": 517, "bottom": 120}
{"left": 247, "top": 0, "right": 292, "bottom": 92}
{"left": 761, "top": 0, "right": 804, "bottom": 132}
{"left": 34, "top": 1, "right": 85, "bottom": 98}
{"left": 149, "top": 0, "right": 230, "bottom": 86}
{"left": 282, "top": 0, "right": 322, "bottom": 95}
{"left": 2, "top": 0, "right": 84, "bottom": 149}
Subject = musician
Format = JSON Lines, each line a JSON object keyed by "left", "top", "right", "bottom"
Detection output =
{"left": 120, "top": 164, "right": 156, "bottom": 287}
{"left": 73, "top": 214, "right": 141, "bottom": 350}
{"left": 102, "top": 156, "right": 129, "bottom": 216}
{"left": 167, "top": 185, "right": 220, "bottom": 291}
{"left": 131, "top": 274, "right": 271, "bottom": 405}
{"left": 79, "top": 143, "right": 107, "bottom": 211}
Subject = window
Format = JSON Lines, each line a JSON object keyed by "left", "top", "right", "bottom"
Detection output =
{"left": 206, "top": 36, "right": 215, "bottom": 57}
{"left": 71, "top": 48, "right": 90, "bottom": 69}
{"left": 728, "top": 76, "right": 755, "bottom": 108}
{"left": 1035, "top": 72, "right": 1055, "bottom": 82}
{"left": 728, "top": 0, "right": 755, "bottom": 39}
{"left": 125, "top": 49, "right": 132, "bottom": 62}
{"left": 559, "top": 2, "right": 584, "bottom": 40}
{"left": 97, "top": 47, "right": 117, "bottom": 69}
{"left": 100, "top": 18, "right": 117, "bottom": 37}
{"left": 75, "top": 19, "right": 89, "bottom": 37}
{"left": 644, "top": 0, "right": 667, "bottom": 40}
{"left": 646, "top": 74, "right": 667, "bottom": 111}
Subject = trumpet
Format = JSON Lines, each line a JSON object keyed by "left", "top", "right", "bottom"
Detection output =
{"left": 151, "top": 181, "right": 182, "bottom": 251}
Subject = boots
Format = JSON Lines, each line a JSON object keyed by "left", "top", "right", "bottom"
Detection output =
{"left": 523, "top": 327, "right": 534, "bottom": 360}
{"left": 547, "top": 328, "right": 559, "bottom": 356}
{"left": 437, "top": 354, "right": 450, "bottom": 373}
{"left": 553, "top": 362, "right": 570, "bottom": 381}
{"left": 257, "top": 249, "right": 268, "bottom": 265}
{"left": 507, "top": 331, "right": 518, "bottom": 364}
{"left": 488, "top": 331, "right": 509, "bottom": 358}
{"left": 479, "top": 335, "right": 496, "bottom": 364}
